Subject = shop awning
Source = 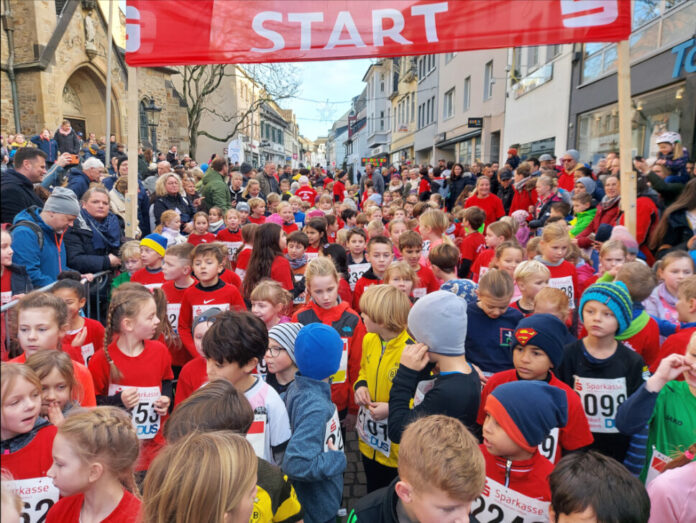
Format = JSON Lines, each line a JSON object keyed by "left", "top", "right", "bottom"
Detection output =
{"left": 436, "top": 130, "right": 481, "bottom": 149}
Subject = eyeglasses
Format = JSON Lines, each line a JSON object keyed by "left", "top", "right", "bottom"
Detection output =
{"left": 266, "top": 346, "right": 284, "bottom": 357}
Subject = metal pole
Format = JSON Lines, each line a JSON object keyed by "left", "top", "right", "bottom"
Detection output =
{"left": 617, "top": 39, "right": 636, "bottom": 237}
{"left": 126, "top": 66, "right": 139, "bottom": 238}
{"left": 105, "top": 0, "right": 114, "bottom": 169}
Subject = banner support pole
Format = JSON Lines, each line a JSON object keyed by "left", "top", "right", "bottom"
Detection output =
{"left": 617, "top": 39, "right": 636, "bottom": 237}
{"left": 105, "top": 0, "right": 113, "bottom": 170}
{"left": 125, "top": 66, "right": 139, "bottom": 238}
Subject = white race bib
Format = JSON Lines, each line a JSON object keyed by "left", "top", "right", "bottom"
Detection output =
{"left": 235, "top": 267, "right": 246, "bottom": 279}
{"left": 8, "top": 477, "right": 59, "bottom": 523}
{"left": 1, "top": 290, "right": 12, "bottom": 306}
{"left": 414, "top": 378, "right": 436, "bottom": 407}
{"left": 645, "top": 446, "right": 671, "bottom": 486}
{"left": 247, "top": 413, "right": 267, "bottom": 458}
{"left": 144, "top": 282, "right": 163, "bottom": 290}
{"left": 166, "top": 303, "right": 181, "bottom": 332}
{"left": 224, "top": 241, "right": 243, "bottom": 262}
{"left": 324, "top": 407, "right": 344, "bottom": 452}
{"left": 191, "top": 302, "right": 230, "bottom": 319}
{"left": 305, "top": 252, "right": 319, "bottom": 261}
{"left": 573, "top": 376, "right": 627, "bottom": 433}
{"left": 108, "top": 385, "right": 162, "bottom": 439}
{"left": 548, "top": 275, "right": 575, "bottom": 309}
{"left": 412, "top": 287, "right": 427, "bottom": 299}
{"left": 538, "top": 427, "right": 560, "bottom": 463}
{"left": 348, "top": 262, "right": 370, "bottom": 291}
{"left": 80, "top": 342, "right": 95, "bottom": 366}
{"left": 357, "top": 406, "right": 391, "bottom": 457}
{"left": 330, "top": 338, "right": 349, "bottom": 384}
{"left": 472, "top": 477, "right": 549, "bottom": 523}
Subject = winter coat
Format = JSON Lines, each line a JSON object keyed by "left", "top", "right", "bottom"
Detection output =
{"left": 65, "top": 210, "right": 123, "bottom": 273}
{"left": 575, "top": 197, "right": 621, "bottom": 248}
{"left": 152, "top": 194, "right": 195, "bottom": 227}
{"left": 11, "top": 207, "right": 72, "bottom": 287}
{"left": 30, "top": 135, "right": 58, "bottom": 162}
{"left": 656, "top": 208, "right": 694, "bottom": 254}
{"left": 200, "top": 168, "right": 231, "bottom": 211}
{"left": 0, "top": 168, "right": 45, "bottom": 224}
{"left": 444, "top": 174, "right": 472, "bottom": 211}
{"left": 109, "top": 188, "right": 141, "bottom": 239}
{"left": 529, "top": 192, "right": 563, "bottom": 229}
{"left": 359, "top": 172, "right": 385, "bottom": 196}
{"left": 509, "top": 179, "right": 538, "bottom": 216}
{"left": 255, "top": 172, "right": 280, "bottom": 197}
{"left": 66, "top": 168, "right": 92, "bottom": 201}
{"left": 658, "top": 148, "right": 690, "bottom": 182}
{"left": 53, "top": 128, "right": 81, "bottom": 155}
{"left": 6, "top": 263, "right": 33, "bottom": 296}
{"left": 497, "top": 184, "right": 515, "bottom": 215}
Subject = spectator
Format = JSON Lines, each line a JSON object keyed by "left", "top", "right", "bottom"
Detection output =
{"left": 152, "top": 173, "right": 195, "bottom": 233}
{"left": 53, "top": 120, "right": 81, "bottom": 155}
{"left": 497, "top": 169, "right": 515, "bottom": 215}
{"left": 66, "top": 157, "right": 104, "bottom": 201}
{"left": 506, "top": 147, "right": 521, "bottom": 170}
{"left": 558, "top": 149, "right": 583, "bottom": 192}
{"left": 182, "top": 177, "right": 203, "bottom": 211}
{"left": 1, "top": 147, "right": 47, "bottom": 223}
{"left": 166, "top": 145, "right": 179, "bottom": 166}
{"left": 201, "top": 157, "right": 231, "bottom": 212}
{"left": 11, "top": 187, "right": 81, "bottom": 286}
{"left": 649, "top": 178, "right": 696, "bottom": 257}
{"left": 509, "top": 162, "right": 538, "bottom": 215}
{"left": 103, "top": 156, "right": 151, "bottom": 236}
{"left": 444, "top": 163, "right": 471, "bottom": 211}
{"left": 29, "top": 129, "right": 58, "bottom": 166}
{"left": 359, "top": 163, "right": 385, "bottom": 197}
{"left": 575, "top": 174, "right": 621, "bottom": 249}
{"left": 529, "top": 174, "right": 563, "bottom": 229}
{"left": 109, "top": 176, "right": 141, "bottom": 239}
{"left": 256, "top": 162, "right": 280, "bottom": 196}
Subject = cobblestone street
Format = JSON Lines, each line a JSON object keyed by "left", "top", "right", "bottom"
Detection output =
{"left": 342, "top": 430, "right": 367, "bottom": 516}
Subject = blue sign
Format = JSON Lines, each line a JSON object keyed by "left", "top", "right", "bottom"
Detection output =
{"left": 672, "top": 38, "right": 696, "bottom": 78}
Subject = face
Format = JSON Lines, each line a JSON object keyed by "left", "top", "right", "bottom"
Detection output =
{"left": 192, "top": 321, "right": 213, "bottom": 358}
{"left": 140, "top": 246, "right": 162, "bottom": 268}
{"left": 83, "top": 191, "right": 110, "bottom": 219}
{"left": 561, "top": 156, "right": 577, "bottom": 170}
{"left": 582, "top": 300, "right": 619, "bottom": 338}
{"left": 604, "top": 177, "right": 620, "bottom": 198}
{"left": 1, "top": 377, "right": 41, "bottom": 440}
{"left": 206, "top": 358, "right": 251, "bottom": 386}
{"left": 661, "top": 258, "right": 693, "bottom": 295}
{"left": 477, "top": 178, "right": 490, "bottom": 197}
{"left": 395, "top": 481, "right": 473, "bottom": 523}
{"left": 44, "top": 211, "right": 76, "bottom": 234}
{"left": 600, "top": 249, "right": 626, "bottom": 274}
{"left": 513, "top": 344, "right": 553, "bottom": 380}
{"left": 390, "top": 222, "right": 408, "bottom": 246}
{"left": 573, "top": 200, "right": 590, "bottom": 215}
{"left": 126, "top": 297, "right": 160, "bottom": 341}
{"left": 252, "top": 300, "right": 282, "bottom": 326}
{"left": 40, "top": 368, "right": 71, "bottom": 416}
{"left": 308, "top": 274, "right": 339, "bottom": 309}
{"left": 252, "top": 203, "right": 266, "bottom": 217}
{"left": 290, "top": 201, "right": 300, "bottom": 213}
{"left": 52, "top": 288, "right": 85, "bottom": 320}
{"left": 193, "top": 254, "right": 222, "bottom": 283}
{"left": 193, "top": 216, "right": 209, "bottom": 235}
{"left": 675, "top": 291, "right": 696, "bottom": 324}
{"left": 497, "top": 248, "right": 523, "bottom": 277}
{"left": 264, "top": 163, "right": 276, "bottom": 176}
{"left": 85, "top": 167, "right": 101, "bottom": 182}
{"left": 249, "top": 185, "right": 261, "bottom": 198}
{"left": 48, "top": 434, "right": 91, "bottom": 497}
{"left": 118, "top": 160, "right": 128, "bottom": 176}
{"left": 401, "top": 246, "right": 421, "bottom": 268}
{"left": 237, "top": 210, "right": 249, "bottom": 223}
{"left": 1, "top": 231, "right": 14, "bottom": 267}
{"left": 393, "top": 210, "right": 406, "bottom": 221}
{"left": 348, "top": 234, "right": 366, "bottom": 255}
{"left": 18, "top": 307, "right": 63, "bottom": 357}
{"left": 124, "top": 256, "right": 142, "bottom": 274}
{"left": 541, "top": 239, "right": 569, "bottom": 264}
{"left": 387, "top": 273, "right": 414, "bottom": 296}
{"left": 485, "top": 229, "right": 503, "bottom": 249}
{"left": 370, "top": 209, "right": 383, "bottom": 222}
{"left": 279, "top": 206, "right": 294, "bottom": 223}
{"left": 162, "top": 255, "right": 188, "bottom": 281}
{"left": 265, "top": 339, "right": 294, "bottom": 374}
{"left": 305, "top": 227, "right": 321, "bottom": 246}
{"left": 478, "top": 292, "right": 511, "bottom": 319}
{"left": 368, "top": 244, "right": 394, "bottom": 275}
{"left": 574, "top": 182, "right": 587, "bottom": 196}
{"left": 657, "top": 142, "right": 673, "bottom": 156}
{"left": 518, "top": 274, "right": 548, "bottom": 299}
{"left": 482, "top": 413, "right": 521, "bottom": 458}
{"left": 165, "top": 176, "right": 180, "bottom": 195}
{"left": 536, "top": 179, "right": 551, "bottom": 198}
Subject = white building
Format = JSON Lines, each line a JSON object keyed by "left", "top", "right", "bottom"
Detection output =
{"left": 343, "top": 89, "right": 368, "bottom": 182}
{"left": 362, "top": 60, "right": 392, "bottom": 167}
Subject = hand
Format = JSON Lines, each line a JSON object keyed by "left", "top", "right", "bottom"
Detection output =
{"left": 193, "top": 197, "right": 203, "bottom": 208}
{"left": 607, "top": 263, "right": 623, "bottom": 278}
{"left": 71, "top": 326, "right": 88, "bottom": 347}
{"left": 354, "top": 386, "right": 371, "bottom": 406}
{"left": 154, "top": 395, "right": 171, "bottom": 416}
{"left": 183, "top": 222, "right": 194, "bottom": 234}
{"left": 368, "top": 402, "right": 389, "bottom": 421}
{"left": 120, "top": 387, "right": 139, "bottom": 409}
{"left": 326, "top": 438, "right": 337, "bottom": 451}
{"left": 81, "top": 273, "right": 94, "bottom": 282}
{"left": 55, "top": 152, "right": 72, "bottom": 168}
{"left": 472, "top": 364, "right": 488, "bottom": 386}
{"left": 108, "top": 254, "right": 121, "bottom": 267}
{"left": 400, "top": 343, "right": 430, "bottom": 371}
{"left": 646, "top": 354, "right": 692, "bottom": 392}
{"left": 656, "top": 159, "right": 666, "bottom": 165}
{"left": 47, "top": 401, "right": 65, "bottom": 426}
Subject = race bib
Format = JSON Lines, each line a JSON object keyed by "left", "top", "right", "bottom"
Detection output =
{"left": 80, "top": 342, "right": 95, "bottom": 366}
{"left": 144, "top": 282, "right": 163, "bottom": 290}
{"left": 306, "top": 252, "right": 319, "bottom": 261}
{"left": 191, "top": 302, "right": 230, "bottom": 318}
{"left": 247, "top": 413, "right": 267, "bottom": 458}
{"left": 412, "top": 287, "right": 427, "bottom": 299}
{"left": 256, "top": 358, "right": 267, "bottom": 377}
{"left": 548, "top": 275, "right": 575, "bottom": 309}
{"left": 324, "top": 407, "right": 344, "bottom": 452}
{"left": 1, "top": 290, "right": 12, "bottom": 306}
{"left": 166, "top": 303, "right": 181, "bottom": 332}
{"left": 538, "top": 427, "right": 560, "bottom": 463}
{"left": 356, "top": 406, "right": 391, "bottom": 458}
{"left": 414, "top": 378, "right": 436, "bottom": 407}
{"left": 472, "top": 477, "right": 549, "bottom": 523}
{"left": 645, "top": 447, "right": 671, "bottom": 486}
{"left": 235, "top": 267, "right": 247, "bottom": 279}
{"left": 573, "top": 376, "right": 627, "bottom": 433}
{"left": 8, "top": 477, "right": 59, "bottom": 523}
{"left": 224, "top": 241, "right": 243, "bottom": 262}
{"left": 330, "top": 338, "right": 349, "bottom": 384}
{"left": 348, "top": 262, "right": 370, "bottom": 291}
{"left": 108, "top": 385, "right": 162, "bottom": 439}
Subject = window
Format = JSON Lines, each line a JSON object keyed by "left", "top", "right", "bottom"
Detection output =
{"left": 429, "top": 96, "right": 435, "bottom": 123}
{"left": 547, "top": 44, "right": 562, "bottom": 60}
{"left": 527, "top": 46, "right": 539, "bottom": 70}
{"left": 411, "top": 94, "right": 415, "bottom": 122}
{"left": 445, "top": 52, "right": 456, "bottom": 63}
{"left": 418, "top": 104, "right": 423, "bottom": 129}
{"left": 443, "top": 88, "right": 455, "bottom": 119}
{"left": 463, "top": 76, "right": 471, "bottom": 111}
{"left": 484, "top": 61, "right": 494, "bottom": 100}
{"left": 380, "top": 73, "right": 385, "bottom": 92}
{"left": 426, "top": 99, "right": 431, "bottom": 125}
{"left": 380, "top": 110, "right": 384, "bottom": 131}
{"left": 139, "top": 101, "right": 150, "bottom": 146}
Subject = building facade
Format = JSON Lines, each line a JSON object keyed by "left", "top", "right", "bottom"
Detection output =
{"left": 343, "top": 89, "right": 368, "bottom": 181}
{"left": 363, "top": 60, "right": 392, "bottom": 166}
{"left": 414, "top": 53, "right": 439, "bottom": 165}
{"left": 389, "top": 57, "right": 418, "bottom": 167}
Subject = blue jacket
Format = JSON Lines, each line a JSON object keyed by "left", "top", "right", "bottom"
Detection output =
{"left": 283, "top": 375, "right": 346, "bottom": 523}
{"left": 30, "top": 135, "right": 58, "bottom": 162}
{"left": 66, "top": 168, "right": 91, "bottom": 201}
{"left": 11, "top": 207, "right": 72, "bottom": 287}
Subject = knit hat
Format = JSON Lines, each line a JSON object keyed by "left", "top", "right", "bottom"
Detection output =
{"left": 577, "top": 176, "right": 596, "bottom": 196}
{"left": 44, "top": 187, "right": 81, "bottom": 217}
{"left": 294, "top": 323, "right": 343, "bottom": 380}
{"left": 265, "top": 213, "right": 284, "bottom": 226}
{"left": 579, "top": 281, "right": 633, "bottom": 335}
{"left": 507, "top": 148, "right": 518, "bottom": 156}
{"left": 511, "top": 210, "right": 529, "bottom": 225}
{"left": 240, "top": 162, "right": 252, "bottom": 175}
{"left": 140, "top": 233, "right": 167, "bottom": 257}
{"left": 595, "top": 223, "right": 613, "bottom": 243}
{"left": 513, "top": 314, "right": 566, "bottom": 369}
{"left": 440, "top": 279, "right": 478, "bottom": 305}
{"left": 407, "top": 290, "right": 467, "bottom": 355}
{"left": 236, "top": 202, "right": 250, "bottom": 213}
{"left": 201, "top": 163, "right": 209, "bottom": 172}
{"left": 192, "top": 307, "right": 222, "bottom": 333}
{"left": 564, "top": 149, "right": 580, "bottom": 162}
{"left": 610, "top": 226, "right": 639, "bottom": 255}
{"left": 486, "top": 381, "right": 568, "bottom": 452}
{"left": 268, "top": 322, "right": 303, "bottom": 365}
{"left": 539, "top": 153, "right": 553, "bottom": 162}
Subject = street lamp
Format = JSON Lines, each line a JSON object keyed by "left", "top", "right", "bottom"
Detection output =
{"left": 143, "top": 98, "right": 162, "bottom": 151}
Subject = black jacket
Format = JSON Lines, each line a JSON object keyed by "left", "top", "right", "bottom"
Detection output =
{"left": 497, "top": 184, "right": 515, "bottom": 215}
{"left": 53, "top": 129, "right": 81, "bottom": 155}
{"left": 64, "top": 213, "right": 123, "bottom": 273}
{"left": 6, "top": 263, "right": 33, "bottom": 296}
{"left": 1, "top": 168, "right": 45, "bottom": 224}
{"left": 657, "top": 208, "right": 694, "bottom": 256}
{"left": 445, "top": 174, "right": 473, "bottom": 211}
{"left": 152, "top": 194, "right": 195, "bottom": 226}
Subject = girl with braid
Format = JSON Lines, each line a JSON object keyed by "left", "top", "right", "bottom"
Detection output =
{"left": 88, "top": 284, "right": 173, "bottom": 472}
{"left": 46, "top": 407, "right": 141, "bottom": 522}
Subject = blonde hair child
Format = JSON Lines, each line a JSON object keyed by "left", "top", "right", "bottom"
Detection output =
{"left": 335, "top": 228, "right": 349, "bottom": 248}
{"left": 111, "top": 240, "right": 143, "bottom": 294}
{"left": 154, "top": 210, "right": 186, "bottom": 247}
{"left": 418, "top": 209, "right": 453, "bottom": 260}
{"left": 367, "top": 219, "right": 385, "bottom": 239}
{"left": 534, "top": 287, "right": 571, "bottom": 323}
{"left": 247, "top": 197, "right": 267, "bottom": 223}
{"left": 538, "top": 222, "right": 579, "bottom": 310}
{"left": 26, "top": 350, "right": 81, "bottom": 426}
{"left": 384, "top": 261, "right": 418, "bottom": 299}
{"left": 46, "top": 407, "right": 141, "bottom": 521}
{"left": 513, "top": 260, "right": 551, "bottom": 315}
{"left": 250, "top": 279, "right": 292, "bottom": 330}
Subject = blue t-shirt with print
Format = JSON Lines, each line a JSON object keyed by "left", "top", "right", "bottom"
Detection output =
{"left": 465, "top": 302, "right": 523, "bottom": 375}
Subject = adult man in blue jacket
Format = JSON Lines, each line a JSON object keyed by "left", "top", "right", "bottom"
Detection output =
{"left": 66, "top": 157, "right": 104, "bottom": 200}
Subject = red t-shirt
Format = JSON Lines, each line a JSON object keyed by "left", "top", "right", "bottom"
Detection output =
{"left": 333, "top": 180, "right": 346, "bottom": 202}
{"left": 478, "top": 370, "right": 593, "bottom": 463}
{"left": 270, "top": 255, "right": 294, "bottom": 291}
{"left": 162, "top": 280, "right": 196, "bottom": 367}
{"left": 338, "top": 278, "right": 352, "bottom": 306}
{"left": 61, "top": 318, "right": 105, "bottom": 367}
{"left": 282, "top": 222, "right": 299, "bottom": 235}
{"left": 235, "top": 247, "right": 252, "bottom": 276}
{"left": 219, "top": 268, "right": 243, "bottom": 292}
{"left": 174, "top": 356, "right": 208, "bottom": 406}
{"left": 130, "top": 267, "right": 165, "bottom": 290}
{"left": 248, "top": 215, "right": 266, "bottom": 225}
{"left": 459, "top": 231, "right": 486, "bottom": 262}
{"left": 187, "top": 232, "right": 217, "bottom": 246}
{"left": 352, "top": 274, "right": 382, "bottom": 312}
{"left": 47, "top": 490, "right": 141, "bottom": 523}
{"left": 1, "top": 268, "right": 12, "bottom": 306}
{"left": 649, "top": 327, "right": 696, "bottom": 374}
{"left": 217, "top": 228, "right": 243, "bottom": 243}
{"left": 465, "top": 194, "right": 505, "bottom": 228}
{"left": 296, "top": 186, "right": 317, "bottom": 203}
{"left": 418, "top": 178, "right": 430, "bottom": 194}
{"left": 412, "top": 264, "right": 439, "bottom": 299}
{"left": 471, "top": 249, "right": 495, "bottom": 283}
{"left": 545, "top": 261, "right": 579, "bottom": 308}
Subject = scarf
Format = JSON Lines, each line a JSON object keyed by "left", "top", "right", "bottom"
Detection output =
{"left": 209, "top": 219, "right": 224, "bottom": 231}
{"left": 600, "top": 194, "right": 620, "bottom": 210}
{"left": 287, "top": 253, "right": 307, "bottom": 270}
{"left": 514, "top": 176, "right": 530, "bottom": 192}
{"left": 81, "top": 209, "right": 120, "bottom": 251}
{"left": 58, "top": 127, "right": 72, "bottom": 136}
{"left": 616, "top": 309, "right": 650, "bottom": 341}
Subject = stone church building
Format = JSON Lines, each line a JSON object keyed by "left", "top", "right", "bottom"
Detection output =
{"left": 1, "top": 0, "right": 188, "bottom": 153}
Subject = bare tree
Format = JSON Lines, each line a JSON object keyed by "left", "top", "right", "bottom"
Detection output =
{"left": 180, "top": 63, "right": 300, "bottom": 159}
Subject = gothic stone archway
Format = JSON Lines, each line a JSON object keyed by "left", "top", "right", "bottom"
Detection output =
{"left": 62, "top": 65, "right": 121, "bottom": 140}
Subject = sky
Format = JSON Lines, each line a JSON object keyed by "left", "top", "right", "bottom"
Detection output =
{"left": 280, "top": 59, "right": 373, "bottom": 141}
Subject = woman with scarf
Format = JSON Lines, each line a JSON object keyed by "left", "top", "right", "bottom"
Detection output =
{"left": 574, "top": 174, "right": 621, "bottom": 249}
{"left": 152, "top": 172, "right": 195, "bottom": 233}
{"left": 529, "top": 174, "right": 563, "bottom": 229}
{"left": 65, "top": 186, "right": 123, "bottom": 273}
{"left": 387, "top": 172, "right": 405, "bottom": 197}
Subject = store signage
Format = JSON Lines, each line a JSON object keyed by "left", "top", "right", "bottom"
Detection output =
{"left": 468, "top": 118, "right": 483, "bottom": 128}
{"left": 362, "top": 157, "right": 387, "bottom": 166}
{"left": 672, "top": 38, "right": 696, "bottom": 78}
{"left": 126, "top": 0, "right": 631, "bottom": 66}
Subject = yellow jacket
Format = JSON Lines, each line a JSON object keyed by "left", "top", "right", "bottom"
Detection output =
{"left": 354, "top": 329, "right": 413, "bottom": 467}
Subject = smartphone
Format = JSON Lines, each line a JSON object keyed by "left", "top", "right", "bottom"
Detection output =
{"left": 68, "top": 154, "right": 79, "bottom": 164}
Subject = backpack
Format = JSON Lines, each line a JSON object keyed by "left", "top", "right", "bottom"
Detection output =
{"left": 9, "top": 220, "right": 44, "bottom": 250}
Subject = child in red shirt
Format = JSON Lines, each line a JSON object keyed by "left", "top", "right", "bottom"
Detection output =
{"left": 536, "top": 222, "right": 579, "bottom": 310}
{"left": 187, "top": 212, "right": 217, "bottom": 246}
{"left": 247, "top": 197, "right": 267, "bottom": 225}
{"left": 511, "top": 260, "right": 551, "bottom": 316}
{"left": 217, "top": 208, "right": 243, "bottom": 264}
{"left": 399, "top": 231, "right": 439, "bottom": 300}
{"left": 471, "top": 221, "right": 515, "bottom": 282}
{"left": 234, "top": 223, "right": 258, "bottom": 279}
{"left": 162, "top": 243, "right": 197, "bottom": 369}
{"left": 46, "top": 407, "right": 141, "bottom": 522}
{"left": 131, "top": 233, "right": 167, "bottom": 290}
{"left": 353, "top": 236, "right": 394, "bottom": 312}
{"left": 457, "top": 207, "right": 486, "bottom": 278}
{"left": 89, "top": 286, "right": 173, "bottom": 471}
{"left": 51, "top": 272, "right": 104, "bottom": 366}
{"left": 278, "top": 201, "right": 299, "bottom": 235}
{"left": 303, "top": 217, "right": 328, "bottom": 261}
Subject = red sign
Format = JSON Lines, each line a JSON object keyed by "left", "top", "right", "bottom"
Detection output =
{"left": 126, "top": 1, "right": 631, "bottom": 66}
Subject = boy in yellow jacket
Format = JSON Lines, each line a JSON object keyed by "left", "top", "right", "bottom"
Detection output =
{"left": 354, "top": 284, "right": 414, "bottom": 493}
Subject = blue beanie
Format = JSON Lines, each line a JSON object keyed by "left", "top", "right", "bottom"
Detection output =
{"left": 440, "top": 279, "right": 478, "bottom": 304}
{"left": 513, "top": 314, "right": 566, "bottom": 369}
{"left": 140, "top": 233, "right": 168, "bottom": 257}
{"left": 294, "top": 323, "right": 343, "bottom": 381}
{"left": 201, "top": 163, "right": 209, "bottom": 172}
{"left": 579, "top": 281, "right": 632, "bottom": 335}
{"left": 486, "top": 381, "right": 567, "bottom": 452}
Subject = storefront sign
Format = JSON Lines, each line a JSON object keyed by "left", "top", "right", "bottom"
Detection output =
{"left": 468, "top": 118, "right": 483, "bottom": 128}
{"left": 672, "top": 38, "right": 696, "bottom": 78}
{"left": 126, "top": 0, "right": 631, "bottom": 66}
{"left": 362, "top": 157, "right": 388, "bottom": 166}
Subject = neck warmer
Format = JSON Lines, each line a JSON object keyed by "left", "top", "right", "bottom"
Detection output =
{"left": 81, "top": 209, "right": 121, "bottom": 251}
{"left": 601, "top": 195, "right": 620, "bottom": 210}
{"left": 616, "top": 308, "right": 650, "bottom": 341}
{"left": 287, "top": 253, "right": 308, "bottom": 270}
{"left": 209, "top": 219, "right": 224, "bottom": 230}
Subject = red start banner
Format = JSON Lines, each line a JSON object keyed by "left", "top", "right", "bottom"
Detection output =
{"left": 125, "top": 0, "right": 631, "bottom": 67}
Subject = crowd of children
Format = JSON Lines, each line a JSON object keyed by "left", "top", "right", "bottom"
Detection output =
{"left": 1, "top": 160, "right": 695, "bottom": 523}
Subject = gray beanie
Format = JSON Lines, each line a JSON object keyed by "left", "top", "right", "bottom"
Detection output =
{"left": 565, "top": 149, "right": 580, "bottom": 162}
{"left": 268, "top": 322, "right": 303, "bottom": 364}
{"left": 44, "top": 187, "right": 81, "bottom": 216}
{"left": 577, "top": 176, "right": 596, "bottom": 196}
{"left": 407, "top": 291, "right": 467, "bottom": 355}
